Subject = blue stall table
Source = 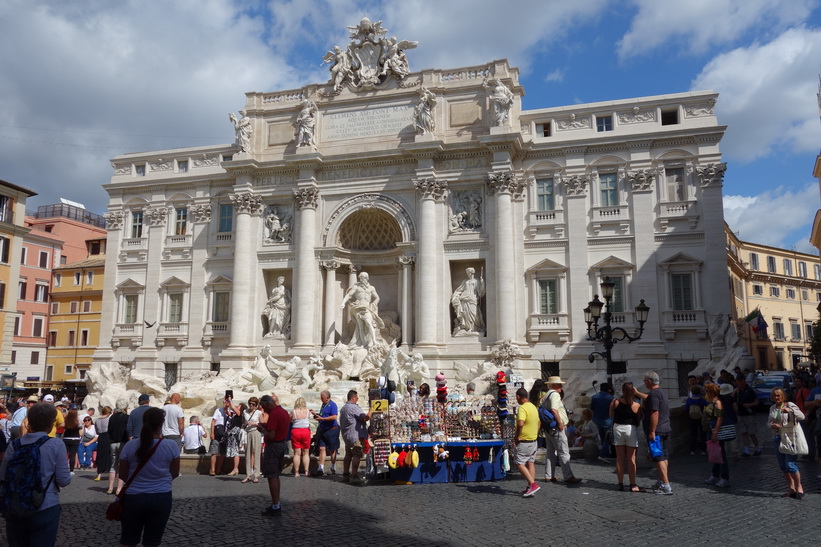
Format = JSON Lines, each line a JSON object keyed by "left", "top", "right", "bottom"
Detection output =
{"left": 388, "top": 440, "right": 505, "bottom": 484}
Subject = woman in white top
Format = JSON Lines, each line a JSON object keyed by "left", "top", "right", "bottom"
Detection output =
{"left": 118, "top": 407, "right": 180, "bottom": 547}
{"left": 78, "top": 415, "right": 98, "bottom": 470}
{"left": 290, "top": 397, "right": 311, "bottom": 477}
{"left": 242, "top": 397, "right": 262, "bottom": 483}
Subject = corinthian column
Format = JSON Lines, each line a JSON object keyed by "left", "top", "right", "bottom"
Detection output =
{"left": 414, "top": 178, "right": 447, "bottom": 346}
{"left": 486, "top": 171, "right": 524, "bottom": 342}
{"left": 293, "top": 186, "right": 320, "bottom": 348}
{"left": 229, "top": 192, "right": 263, "bottom": 348}
{"left": 321, "top": 260, "right": 339, "bottom": 347}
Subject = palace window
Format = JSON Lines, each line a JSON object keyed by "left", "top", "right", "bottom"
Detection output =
{"left": 0, "top": 195, "right": 13, "bottom": 223}
{"left": 535, "top": 178, "right": 555, "bottom": 211}
{"left": 664, "top": 168, "right": 686, "bottom": 201}
{"left": 798, "top": 261, "right": 807, "bottom": 278}
{"left": 539, "top": 279, "right": 559, "bottom": 314}
{"left": 783, "top": 259, "right": 793, "bottom": 276}
{"left": 599, "top": 173, "right": 618, "bottom": 207}
{"left": 39, "top": 251, "right": 48, "bottom": 269}
{"left": 749, "top": 253, "right": 759, "bottom": 271}
{"left": 596, "top": 115, "right": 613, "bottom": 132}
{"left": 773, "top": 320, "right": 785, "bottom": 340}
{"left": 0, "top": 237, "right": 9, "bottom": 263}
{"left": 124, "top": 294, "right": 139, "bottom": 324}
{"left": 178, "top": 160, "right": 188, "bottom": 173}
{"left": 786, "top": 288, "right": 795, "bottom": 299}
{"left": 168, "top": 293, "right": 183, "bottom": 323}
{"left": 34, "top": 284, "right": 47, "bottom": 302}
{"left": 767, "top": 256, "right": 776, "bottom": 273}
{"left": 218, "top": 203, "right": 233, "bottom": 233}
{"left": 32, "top": 317, "right": 43, "bottom": 338}
{"left": 131, "top": 210, "right": 144, "bottom": 239}
{"left": 671, "top": 273, "right": 694, "bottom": 310}
{"left": 213, "top": 292, "right": 230, "bottom": 322}
{"left": 174, "top": 207, "right": 188, "bottom": 236}
{"left": 770, "top": 286, "right": 780, "bottom": 298}
{"left": 752, "top": 284, "right": 763, "bottom": 296}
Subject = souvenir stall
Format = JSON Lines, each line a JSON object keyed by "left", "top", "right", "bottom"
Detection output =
{"left": 378, "top": 372, "right": 514, "bottom": 484}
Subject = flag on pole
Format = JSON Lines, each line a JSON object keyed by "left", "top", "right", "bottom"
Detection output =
{"left": 743, "top": 307, "right": 768, "bottom": 333}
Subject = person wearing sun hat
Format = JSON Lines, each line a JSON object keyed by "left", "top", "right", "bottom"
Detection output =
{"left": 541, "top": 376, "right": 581, "bottom": 484}
{"left": 10, "top": 395, "right": 39, "bottom": 440}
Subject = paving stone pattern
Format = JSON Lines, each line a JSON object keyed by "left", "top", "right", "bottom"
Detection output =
{"left": 3, "top": 429, "right": 819, "bottom": 546}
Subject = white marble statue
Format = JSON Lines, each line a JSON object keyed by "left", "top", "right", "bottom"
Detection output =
{"left": 483, "top": 78, "right": 514, "bottom": 127}
{"left": 323, "top": 46, "right": 352, "bottom": 92}
{"left": 379, "top": 36, "right": 416, "bottom": 80}
{"left": 295, "top": 100, "right": 318, "bottom": 147}
{"left": 414, "top": 86, "right": 436, "bottom": 135}
{"left": 449, "top": 191, "right": 482, "bottom": 232}
{"left": 398, "top": 350, "right": 430, "bottom": 389}
{"left": 340, "top": 271, "right": 385, "bottom": 349}
{"left": 229, "top": 110, "right": 252, "bottom": 153}
{"left": 451, "top": 267, "right": 486, "bottom": 336}
{"left": 262, "top": 276, "right": 291, "bottom": 338}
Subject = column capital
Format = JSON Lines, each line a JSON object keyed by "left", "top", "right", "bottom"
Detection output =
{"left": 294, "top": 186, "right": 320, "bottom": 210}
{"left": 485, "top": 171, "right": 524, "bottom": 197}
{"left": 104, "top": 210, "right": 125, "bottom": 230}
{"left": 146, "top": 206, "right": 168, "bottom": 226}
{"left": 627, "top": 170, "right": 655, "bottom": 193}
{"left": 321, "top": 259, "right": 340, "bottom": 271}
{"left": 414, "top": 178, "right": 448, "bottom": 200}
{"left": 231, "top": 192, "right": 264, "bottom": 215}
{"left": 696, "top": 162, "right": 726, "bottom": 188}
{"left": 396, "top": 255, "right": 415, "bottom": 269}
{"left": 190, "top": 204, "right": 212, "bottom": 223}
{"left": 562, "top": 174, "right": 589, "bottom": 197}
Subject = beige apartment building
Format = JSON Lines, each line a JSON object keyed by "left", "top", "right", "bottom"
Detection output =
{"left": 727, "top": 224, "right": 821, "bottom": 370}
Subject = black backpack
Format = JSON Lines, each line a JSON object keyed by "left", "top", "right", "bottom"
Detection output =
{"left": 1, "top": 436, "right": 55, "bottom": 518}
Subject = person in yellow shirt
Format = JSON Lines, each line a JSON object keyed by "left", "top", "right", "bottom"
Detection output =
{"left": 20, "top": 394, "right": 65, "bottom": 438}
{"left": 514, "top": 387, "right": 540, "bottom": 497}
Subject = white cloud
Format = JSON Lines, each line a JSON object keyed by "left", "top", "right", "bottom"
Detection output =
{"left": 724, "top": 183, "right": 819, "bottom": 249}
{"left": 692, "top": 27, "right": 821, "bottom": 162}
{"left": 545, "top": 69, "right": 566, "bottom": 83}
{"left": 617, "top": 0, "right": 814, "bottom": 59}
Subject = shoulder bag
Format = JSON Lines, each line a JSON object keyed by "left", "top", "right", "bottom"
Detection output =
{"left": 105, "top": 440, "right": 162, "bottom": 521}
{"left": 778, "top": 412, "right": 808, "bottom": 456}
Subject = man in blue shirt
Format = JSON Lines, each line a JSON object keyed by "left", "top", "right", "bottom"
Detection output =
{"left": 590, "top": 383, "right": 614, "bottom": 461}
{"left": 310, "top": 390, "right": 340, "bottom": 476}
{"left": 126, "top": 394, "right": 152, "bottom": 439}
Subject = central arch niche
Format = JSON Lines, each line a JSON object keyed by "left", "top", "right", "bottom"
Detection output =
{"left": 337, "top": 208, "right": 402, "bottom": 250}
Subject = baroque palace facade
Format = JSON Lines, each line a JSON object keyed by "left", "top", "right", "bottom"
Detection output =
{"left": 95, "top": 19, "right": 731, "bottom": 395}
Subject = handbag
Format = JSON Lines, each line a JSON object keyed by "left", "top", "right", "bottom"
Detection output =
{"left": 716, "top": 424, "right": 737, "bottom": 441}
{"left": 105, "top": 440, "right": 162, "bottom": 521}
{"left": 706, "top": 440, "right": 723, "bottom": 464}
{"left": 778, "top": 424, "right": 808, "bottom": 456}
{"left": 648, "top": 437, "right": 663, "bottom": 459}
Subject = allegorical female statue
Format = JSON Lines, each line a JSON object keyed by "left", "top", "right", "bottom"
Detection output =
{"left": 451, "top": 267, "right": 486, "bottom": 336}
{"left": 262, "top": 276, "right": 291, "bottom": 338}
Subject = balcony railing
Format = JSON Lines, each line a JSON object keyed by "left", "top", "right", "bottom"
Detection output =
{"left": 658, "top": 200, "right": 699, "bottom": 230}
{"left": 526, "top": 313, "right": 570, "bottom": 342}
{"left": 661, "top": 309, "right": 707, "bottom": 340}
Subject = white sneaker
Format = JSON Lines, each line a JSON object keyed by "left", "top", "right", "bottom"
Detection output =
{"left": 704, "top": 476, "right": 719, "bottom": 484}
{"left": 715, "top": 479, "right": 730, "bottom": 488}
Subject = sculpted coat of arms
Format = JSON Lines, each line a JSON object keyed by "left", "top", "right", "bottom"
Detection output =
{"left": 323, "top": 17, "right": 418, "bottom": 92}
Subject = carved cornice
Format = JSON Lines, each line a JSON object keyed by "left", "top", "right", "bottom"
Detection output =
{"left": 190, "top": 204, "right": 212, "bottom": 223}
{"left": 294, "top": 187, "right": 320, "bottom": 210}
{"left": 414, "top": 178, "right": 448, "bottom": 200}
{"left": 104, "top": 211, "right": 125, "bottom": 230}
{"left": 231, "top": 192, "right": 264, "bottom": 215}
{"left": 563, "top": 174, "right": 589, "bottom": 197}
{"left": 627, "top": 170, "right": 655, "bottom": 192}
{"left": 587, "top": 236, "right": 635, "bottom": 246}
{"left": 485, "top": 171, "right": 524, "bottom": 197}
{"left": 523, "top": 240, "right": 568, "bottom": 249}
{"left": 146, "top": 206, "right": 168, "bottom": 226}
{"left": 654, "top": 233, "right": 705, "bottom": 243}
{"left": 696, "top": 163, "right": 726, "bottom": 188}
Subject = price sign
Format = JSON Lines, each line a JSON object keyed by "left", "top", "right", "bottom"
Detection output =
{"left": 370, "top": 399, "right": 389, "bottom": 413}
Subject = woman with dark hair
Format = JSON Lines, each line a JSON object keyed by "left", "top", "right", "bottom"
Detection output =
{"left": 529, "top": 379, "right": 546, "bottom": 406}
{"left": 78, "top": 415, "right": 98, "bottom": 470}
{"left": 418, "top": 383, "right": 431, "bottom": 399}
{"left": 610, "top": 382, "right": 642, "bottom": 492}
{"left": 62, "top": 409, "right": 81, "bottom": 473}
{"left": 118, "top": 407, "right": 180, "bottom": 547}
{"left": 94, "top": 406, "right": 113, "bottom": 481}
{"left": 703, "top": 383, "right": 731, "bottom": 488}
{"left": 0, "top": 402, "right": 71, "bottom": 545}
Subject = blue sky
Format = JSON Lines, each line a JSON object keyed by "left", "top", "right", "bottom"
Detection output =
{"left": 1, "top": 0, "right": 819, "bottom": 252}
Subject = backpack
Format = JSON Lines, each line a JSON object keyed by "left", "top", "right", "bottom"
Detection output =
{"left": 689, "top": 401, "right": 704, "bottom": 420}
{"left": 539, "top": 391, "right": 559, "bottom": 430}
{"left": 0, "top": 436, "right": 54, "bottom": 519}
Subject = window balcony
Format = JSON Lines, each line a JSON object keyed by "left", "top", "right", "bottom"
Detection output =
{"left": 203, "top": 321, "right": 230, "bottom": 347}
{"left": 526, "top": 313, "right": 570, "bottom": 342}
{"left": 658, "top": 200, "right": 699, "bottom": 230}
{"left": 661, "top": 309, "right": 707, "bottom": 340}
{"left": 591, "top": 205, "right": 630, "bottom": 235}
{"left": 156, "top": 322, "right": 188, "bottom": 347}
{"left": 112, "top": 323, "right": 143, "bottom": 348}
{"left": 165, "top": 234, "right": 192, "bottom": 247}
{"left": 122, "top": 237, "right": 146, "bottom": 249}
{"left": 526, "top": 209, "right": 566, "bottom": 237}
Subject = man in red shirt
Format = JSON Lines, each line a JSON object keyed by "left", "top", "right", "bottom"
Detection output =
{"left": 259, "top": 394, "right": 290, "bottom": 516}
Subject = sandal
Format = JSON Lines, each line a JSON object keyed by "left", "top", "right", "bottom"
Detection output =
{"left": 227, "top": 470, "right": 239, "bottom": 476}
{"left": 209, "top": 471, "right": 216, "bottom": 476}
{"left": 252, "top": 477, "right": 259, "bottom": 483}
{"left": 617, "top": 483, "right": 624, "bottom": 491}
{"left": 629, "top": 484, "right": 642, "bottom": 493}
{"left": 241, "top": 477, "right": 251, "bottom": 484}
{"left": 106, "top": 490, "right": 113, "bottom": 495}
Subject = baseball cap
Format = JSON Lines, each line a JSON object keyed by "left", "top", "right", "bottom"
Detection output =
{"left": 138, "top": 394, "right": 150, "bottom": 403}
{"left": 43, "top": 394, "right": 54, "bottom": 403}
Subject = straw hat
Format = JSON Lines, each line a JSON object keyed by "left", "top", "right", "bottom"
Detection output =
{"left": 547, "top": 376, "right": 565, "bottom": 385}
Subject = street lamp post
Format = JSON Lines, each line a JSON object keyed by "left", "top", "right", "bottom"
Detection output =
{"left": 585, "top": 277, "right": 650, "bottom": 384}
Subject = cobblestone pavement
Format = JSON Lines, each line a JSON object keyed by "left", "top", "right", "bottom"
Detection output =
{"left": 3, "top": 440, "right": 820, "bottom": 546}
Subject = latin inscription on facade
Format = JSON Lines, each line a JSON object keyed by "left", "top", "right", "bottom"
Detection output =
{"left": 323, "top": 105, "right": 414, "bottom": 141}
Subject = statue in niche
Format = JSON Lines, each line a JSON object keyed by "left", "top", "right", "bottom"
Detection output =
{"left": 262, "top": 276, "right": 291, "bottom": 338}
{"left": 483, "top": 78, "right": 514, "bottom": 127}
{"left": 449, "top": 191, "right": 482, "bottom": 232}
{"left": 295, "top": 100, "right": 318, "bottom": 148}
{"left": 414, "top": 86, "right": 436, "bottom": 135}
{"left": 451, "top": 267, "right": 486, "bottom": 336}
{"left": 229, "top": 110, "right": 252, "bottom": 153}
{"left": 264, "top": 206, "right": 291, "bottom": 243}
{"left": 323, "top": 46, "right": 353, "bottom": 92}
{"left": 340, "top": 271, "right": 385, "bottom": 349}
